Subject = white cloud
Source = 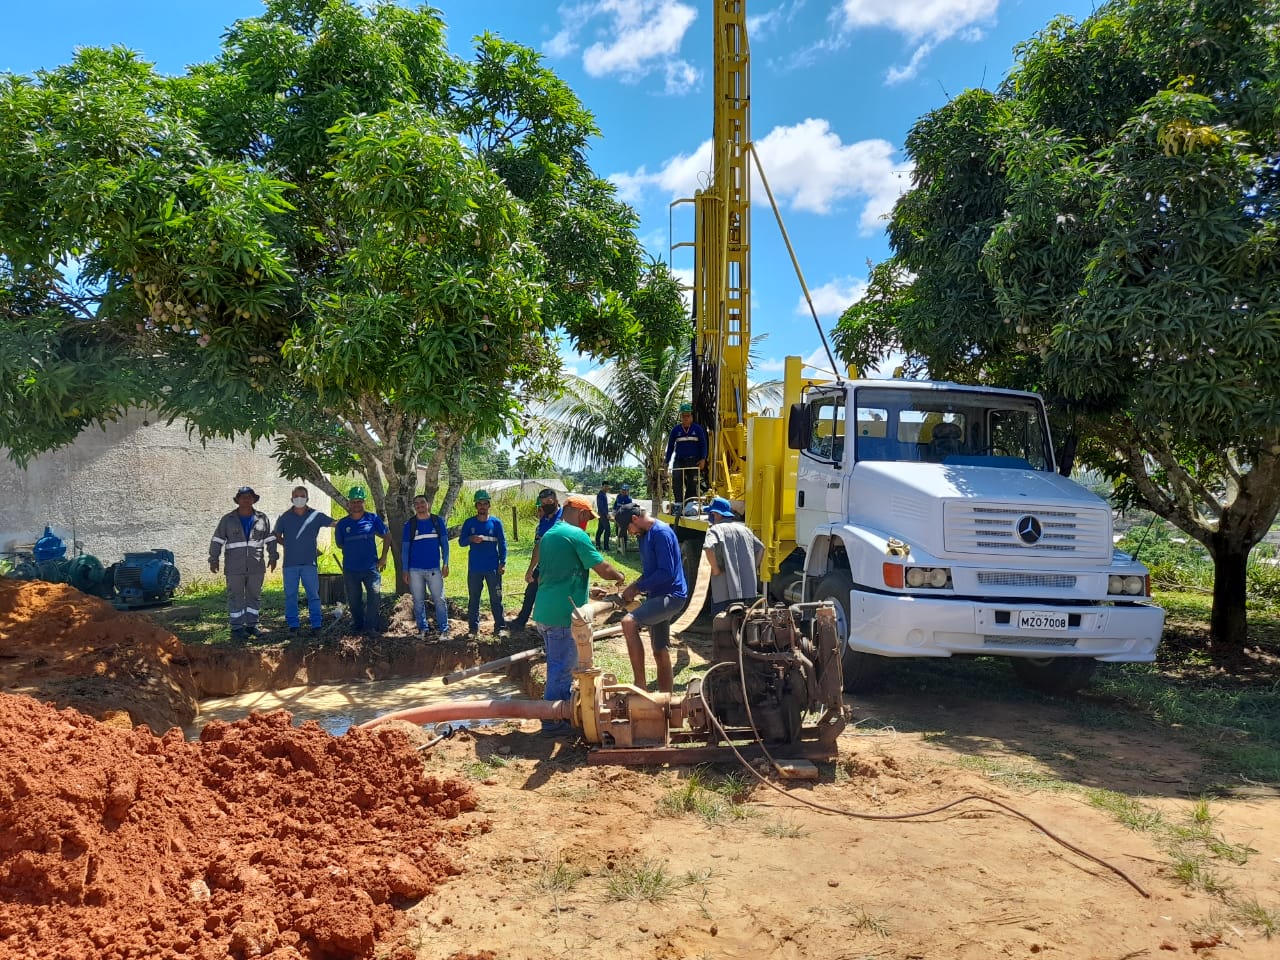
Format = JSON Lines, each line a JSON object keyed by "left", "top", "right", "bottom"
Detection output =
{"left": 797, "top": 276, "right": 868, "bottom": 319}
{"left": 756, "top": 356, "right": 788, "bottom": 373}
{"left": 547, "top": 1, "right": 702, "bottom": 91}
{"left": 802, "top": 346, "right": 843, "bottom": 378}
{"left": 834, "top": 0, "right": 997, "bottom": 83}
{"left": 610, "top": 119, "right": 910, "bottom": 233}
{"left": 748, "top": 1, "right": 808, "bottom": 42}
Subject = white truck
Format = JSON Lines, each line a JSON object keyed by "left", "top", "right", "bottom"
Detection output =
{"left": 786, "top": 378, "right": 1165, "bottom": 693}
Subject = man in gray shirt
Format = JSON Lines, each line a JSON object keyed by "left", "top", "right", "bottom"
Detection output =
{"left": 701, "top": 497, "right": 765, "bottom": 614}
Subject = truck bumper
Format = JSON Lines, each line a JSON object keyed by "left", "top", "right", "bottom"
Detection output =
{"left": 846, "top": 591, "right": 1165, "bottom": 662}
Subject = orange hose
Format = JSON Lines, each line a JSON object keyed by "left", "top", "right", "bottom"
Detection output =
{"left": 356, "top": 698, "right": 571, "bottom": 730}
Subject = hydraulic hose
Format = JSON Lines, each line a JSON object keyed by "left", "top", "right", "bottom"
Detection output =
{"left": 357, "top": 698, "right": 571, "bottom": 731}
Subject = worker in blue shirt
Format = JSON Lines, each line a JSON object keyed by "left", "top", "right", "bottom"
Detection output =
{"left": 594, "top": 479, "right": 612, "bottom": 551}
{"left": 617, "top": 504, "right": 689, "bottom": 693}
{"left": 458, "top": 489, "right": 508, "bottom": 640}
{"left": 665, "top": 402, "right": 708, "bottom": 511}
{"left": 400, "top": 494, "right": 450, "bottom": 640}
{"left": 333, "top": 486, "right": 390, "bottom": 634}
{"left": 510, "top": 488, "right": 560, "bottom": 633}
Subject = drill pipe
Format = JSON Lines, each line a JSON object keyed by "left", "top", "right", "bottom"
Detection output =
{"left": 357, "top": 698, "right": 571, "bottom": 731}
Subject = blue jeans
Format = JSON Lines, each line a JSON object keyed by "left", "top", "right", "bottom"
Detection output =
{"left": 539, "top": 624, "right": 576, "bottom": 733}
{"left": 467, "top": 569, "right": 505, "bottom": 632}
{"left": 343, "top": 567, "right": 381, "bottom": 631}
{"left": 283, "top": 564, "right": 322, "bottom": 629}
{"left": 409, "top": 567, "right": 448, "bottom": 632}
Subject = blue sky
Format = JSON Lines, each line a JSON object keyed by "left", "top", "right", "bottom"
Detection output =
{"left": 1, "top": 0, "right": 1099, "bottom": 380}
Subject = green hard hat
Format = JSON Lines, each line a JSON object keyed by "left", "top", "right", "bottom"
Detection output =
{"left": 474, "top": 489, "right": 491, "bottom": 502}
{"left": 679, "top": 402, "right": 693, "bottom": 413}
{"left": 347, "top": 485, "right": 367, "bottom": 500}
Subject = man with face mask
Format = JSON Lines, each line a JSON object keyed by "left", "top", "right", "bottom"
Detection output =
{"left": 510, "top": 488, "right": 560, "bottom": 634}
{"left": 531, "top": 495, "right": 626, "bottom": 735}
{"left": 273, "top": 486, "right": 335, "bottom": 635}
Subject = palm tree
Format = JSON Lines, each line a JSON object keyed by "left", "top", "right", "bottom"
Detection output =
{"left": 536, "top": 345, "right": 689, "bottom": 499}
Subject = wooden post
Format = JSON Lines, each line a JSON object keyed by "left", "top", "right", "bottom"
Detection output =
{"left": 511, "top": 505, "right": 519, "bottom": 542}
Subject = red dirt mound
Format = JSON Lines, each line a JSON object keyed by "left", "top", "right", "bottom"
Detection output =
{"left": 0, "top": 695, "right": 479, "bottom": 959}
{"left": 0, "top": 579, "right": 197, "bottom": 731}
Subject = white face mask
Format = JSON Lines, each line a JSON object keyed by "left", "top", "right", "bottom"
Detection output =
{"left": 292, "top": 497, "right": 308, "bottom": 508}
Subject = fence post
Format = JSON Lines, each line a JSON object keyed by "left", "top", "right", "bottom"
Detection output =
{"left": 511, "top": 506, "right": 520, "bottom": 542}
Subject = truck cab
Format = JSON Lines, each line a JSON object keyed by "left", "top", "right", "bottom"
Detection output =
{"left": 790, "top": 380, "right": 1164, "bottom": 693}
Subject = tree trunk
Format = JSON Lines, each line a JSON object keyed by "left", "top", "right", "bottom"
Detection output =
{"left": 440, "top": 437, "right": 464, "bottom": 524}
{"left": 1207, "top": 536, "right": 1251, "bottom": 648}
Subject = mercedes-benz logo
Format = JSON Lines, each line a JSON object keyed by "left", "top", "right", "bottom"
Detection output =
{"left": 1016, "top": 515, "right": 1043, "bottom": 545}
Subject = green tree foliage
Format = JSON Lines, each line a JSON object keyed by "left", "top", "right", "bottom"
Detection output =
{"left": 835, "top": 0, "right": 1280, "bottom": 645}
{"left": 0, "top": 0, "right": 684, "bottom": 582}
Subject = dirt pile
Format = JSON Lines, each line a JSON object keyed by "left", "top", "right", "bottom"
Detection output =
{"left": 0, "top": 695, "right": 479, "bottom": 959}
{"left": 0, "top": 579, "right": 197, "bottom": 730}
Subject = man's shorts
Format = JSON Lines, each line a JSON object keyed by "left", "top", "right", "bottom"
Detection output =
{"left": 628, "top": 594, "right": 685, "bottom": 651}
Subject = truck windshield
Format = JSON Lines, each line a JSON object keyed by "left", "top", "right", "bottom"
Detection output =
{"left": 852, "top": 387, "right": 1054, "bottom": 471}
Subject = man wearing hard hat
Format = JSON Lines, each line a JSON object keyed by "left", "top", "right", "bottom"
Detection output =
{"left": 209, "top": 485, "right": 279, "bottom": 639}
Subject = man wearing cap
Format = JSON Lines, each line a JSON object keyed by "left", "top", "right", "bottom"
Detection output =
{"left": 509, "top": 488, "right": 560, "bottom": 633}
{"left": 532, "top": 495, "right": 626, "bottom": 734}
{"left": 273, "top": 485, "right": 335, "bottom": 635}
{"left": 334, "top": 486, "right": 391, "bottom": 634}
{"left": 617, "top": 504, "right": 688, "bottom": 693}
{"left": 612, "top": 483, "right": 635, "bottom": 554}
{"left": 664, "top": 403, "right": 708, "bottom": 511}
{"left": 458, "top": 489, "right": 508, "bottom": 640}
{"left": 400, "top": 494, "right": 450, "bottom": 640}
{"left": 702, "top": 497, "right": 765, "bottom": 615}
{"left": 594, "top": 479, "right": 612, "bottom": 551}
{"left": 209, "top": 486, "right": 279, "bottom": 639}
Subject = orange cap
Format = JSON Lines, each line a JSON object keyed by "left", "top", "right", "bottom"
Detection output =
{"left": 564, "top": 495, "right": 597, "bottom": 517}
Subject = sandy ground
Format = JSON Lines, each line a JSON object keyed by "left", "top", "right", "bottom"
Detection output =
{"left": 365, "top": 642, "right": 1280, "bottom": 960}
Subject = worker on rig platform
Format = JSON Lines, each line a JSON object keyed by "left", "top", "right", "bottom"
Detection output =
{"left": 664, "top": 402, "right": 707, "bottom": 512}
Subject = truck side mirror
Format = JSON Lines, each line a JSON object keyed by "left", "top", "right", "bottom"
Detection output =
{"left": 1056, "top": 433, "right": 1077, "bottom": 477}
{"left": 787, "top": 402, "right": 810, "bottom": 450}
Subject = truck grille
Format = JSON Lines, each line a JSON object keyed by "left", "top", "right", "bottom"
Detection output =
{"left": 977, "top": 572, "right": 1077, "bottom": 589}
{"left": 983, "top": 636, "right": 1078, "bottom": 648}
{"left": 945, "top": 504, "right": 1111, "bottom": 559}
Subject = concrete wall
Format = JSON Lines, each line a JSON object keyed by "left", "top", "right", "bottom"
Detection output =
{"left": 0, "top": 410, "right": 329, "bottom": 583}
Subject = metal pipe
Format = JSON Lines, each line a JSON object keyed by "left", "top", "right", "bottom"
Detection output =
{"left": 442, "top": 647, "right": 544, "bottom": 685}
{"left": 357, "top": 698, "right": 571, "bottom": 731}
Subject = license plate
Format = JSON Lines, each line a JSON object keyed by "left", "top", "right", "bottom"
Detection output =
{"left": 1018, "top": 611, "right": 1069, "bottom": 631}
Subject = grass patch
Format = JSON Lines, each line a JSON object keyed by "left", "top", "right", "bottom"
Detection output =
{"left": 1087, "top": 790, "right": 1166, "bottom": 832}
{"left": 849, "top": 908, "right": 891, "bottom": 938}
{"left": 1231, "top": 896, "right": 1279, "bottom": 938}
{"left": 531, "top": 859, "right": 588, "bottom": 910}
{"left": 604, "top": 859, "right": 683, "bottom": 902}
{"left": 953, "top": 755, "right": 1077, "bottom": 793}
{"left": 461, "top": 754, "right": 510, "bottom": 780}
{"left": 761, "top": 818, "right": 808, "bottom": 838}
{"left": 658, "top": 766, "right": 757, "bottom": 825}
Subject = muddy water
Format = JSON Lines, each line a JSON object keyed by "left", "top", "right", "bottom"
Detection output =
{"left": 190, "top": 674, "right": 525, "bottom": 737}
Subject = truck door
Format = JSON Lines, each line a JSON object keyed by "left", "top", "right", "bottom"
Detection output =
{"left": 796, "top": 387, "right": 848, "bottom": 546}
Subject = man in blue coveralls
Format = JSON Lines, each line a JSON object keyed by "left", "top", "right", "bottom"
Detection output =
{"left": 664, "top": 402, "right": 707, "bottom": 511}
{"left": 458, "top": 489, "right": 508, "bottom": 640}
{"left": 333, "top": 486, "right": 391, "bottom": 634}
{"left": 273, "top": 485, "right": 334, "bottom": 635}
{"left": 617, "top": 504, "right": 688, "bottom": 693}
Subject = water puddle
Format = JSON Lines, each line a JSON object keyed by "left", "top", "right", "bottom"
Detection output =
{"left": 190, "top": 673, "right": 525, "bottom": 737}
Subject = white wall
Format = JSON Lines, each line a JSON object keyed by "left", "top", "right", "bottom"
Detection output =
{"left": 0, "top": 410, "right": 329, "bottom": 582}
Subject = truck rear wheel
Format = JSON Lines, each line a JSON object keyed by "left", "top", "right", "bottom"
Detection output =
{"left": 812, "top": 570, "right": 884, "bottom": 693}
{"left": 1009, "top": 657, "right": 1098, "bottom": 694}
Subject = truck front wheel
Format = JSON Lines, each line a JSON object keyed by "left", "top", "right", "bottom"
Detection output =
{"left": 812, "top": 570, "right": 884, "bottom": 693}
{"left": 1009, "top": 657, "right": 1098, "bottom": 694}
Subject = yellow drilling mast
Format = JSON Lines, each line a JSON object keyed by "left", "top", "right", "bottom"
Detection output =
{"left": 669, "top": 0, "right": 806, "bottom": 586}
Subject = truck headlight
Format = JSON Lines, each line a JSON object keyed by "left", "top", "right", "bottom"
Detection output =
{"left": 1108, "top": 575, "right": 1124, "bottom": 594}
{"left": 903, "top": 566, "right": 951, "bottom": 590}
{"left": 1109, "top": 574, "right": 1148, "bottom": 596}
{"left": 1123, "top": 575, "right": 1145, "bottom": 596}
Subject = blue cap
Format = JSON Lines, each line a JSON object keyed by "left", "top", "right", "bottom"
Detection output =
{"left": 702, "top": 497, "right": 736, "bottom": 519}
